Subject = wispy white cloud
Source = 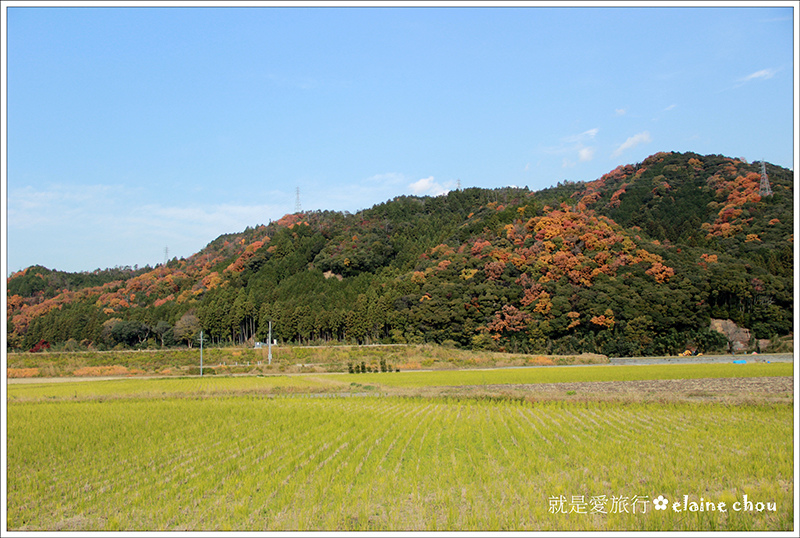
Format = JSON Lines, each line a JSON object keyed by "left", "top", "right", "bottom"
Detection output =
{"left": 9, "top": 183, "right": 282, "bottom": 235}
{"left": 8, "top": 183, "right": 129, "bottom": 227}
{"left": 615, "top": 108, "right": 626, "bottom": 116}
{"left": 611, "top": 131, "right": 652, "bottom": 158}
{"left": 718, "top": 67, "right": 781, "bottom": 93}
{"left": 543, "top": 128, "right": 598, "bottom": 166}
{"left": 409, "top": 176, "right": 450, "bottom": 196}
{"left": 578, "top": 147, "right": 596, "bottom": 162}
{"left": 725, "top": 68, "right": 780, "bottom": 90}
{"left": 562, "top": 128, "right": 599, "bottom": 144}
{"left": 300, "top": 173, "right": 416, "bottom": 215}
{"left": 739, "top": 68, "right": 777, "bottom": 82}
{"left": 651, "top": 104, "right": 677, "bottom": 122}
{"left": 541, "top": 129, "right": 597, "bottom": 155}
{"left": 7, "top": 182, "right": 288, "bottom": 271}
{"left": 131, "top": 203, "right": 283, "bottom": 235}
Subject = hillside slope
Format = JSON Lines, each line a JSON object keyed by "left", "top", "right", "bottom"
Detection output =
{"left": 7, "top": 151, "right": 793, "bottom": 357}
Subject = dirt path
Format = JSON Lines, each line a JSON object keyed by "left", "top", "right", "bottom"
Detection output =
{"left": 6, "top": 375, "right": 175, "bottom": 385}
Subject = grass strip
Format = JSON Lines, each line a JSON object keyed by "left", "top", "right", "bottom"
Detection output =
{"left": 6, "top": 375, "right": 334, "bottom": 402}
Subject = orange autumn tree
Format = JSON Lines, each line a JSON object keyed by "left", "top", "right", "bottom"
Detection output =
{"left": 703, "top": 169, "right": 762, "bottom": 239}
{"left": 521, "top": 207, "right": 670, "bottom": 286}
{"left": 486, "top": 305, "right": 532, "bottom": 339}
{"left": 473, "top": 205, "right": 675, "bottom": 345}
{"left": 225, "top": 240, "right": 265, "bottom": 273}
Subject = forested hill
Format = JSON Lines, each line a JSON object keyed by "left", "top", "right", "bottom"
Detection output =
{"left": 7, "top": 151, "right": 794, "bottom": 357}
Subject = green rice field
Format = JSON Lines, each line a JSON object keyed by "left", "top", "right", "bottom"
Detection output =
{"left": 324, "top": 361, "right": 794, "bottom": 388}
{"left": 5, "top": 362, "right": 795, "bottom": 531}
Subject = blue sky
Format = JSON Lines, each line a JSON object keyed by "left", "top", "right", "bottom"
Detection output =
{"left": 3, "top": 2, "right": 797, "bottom": 274}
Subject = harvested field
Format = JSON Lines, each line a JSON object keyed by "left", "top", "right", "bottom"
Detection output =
{"left": 440, "top": 375, "right": 794, "bottom": 404}
{"left": 483, "top": 375, "right": 793, "bottom": 394}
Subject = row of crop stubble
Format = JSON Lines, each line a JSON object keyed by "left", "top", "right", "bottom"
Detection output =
{"left": 6, "top": 392, "right": 793, "bottom": 531}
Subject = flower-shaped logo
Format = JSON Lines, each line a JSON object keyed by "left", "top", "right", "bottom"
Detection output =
{"left": 653, "top": 495, "right": 669, "bottom": 511}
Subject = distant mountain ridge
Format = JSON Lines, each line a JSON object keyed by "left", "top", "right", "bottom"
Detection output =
{"left": 7, "top": 151, "right": 794, "bottom": 357}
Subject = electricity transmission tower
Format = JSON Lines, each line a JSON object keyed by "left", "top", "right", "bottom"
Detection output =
{"left": 759, "top": 161, "right": 773, "bottom": 197}
{"left": 295, "top": 187, "right": 302, "bottom": 213}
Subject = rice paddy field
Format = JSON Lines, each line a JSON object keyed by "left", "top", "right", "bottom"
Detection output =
{"left": 5, "top": 361, "right": 796, "bottom": 532}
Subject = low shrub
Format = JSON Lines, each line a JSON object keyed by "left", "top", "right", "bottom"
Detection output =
{"left": 7, "top": 368, "right": 40, "bottom": 378}
{"left": 185, "top": 366, "right": 217, "bottom": 376}
{"left": 72, "top": 365, "right": 130, "bottom": 377}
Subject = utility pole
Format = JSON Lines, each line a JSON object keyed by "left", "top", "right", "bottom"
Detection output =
{"left": 268, "top": 321, "right": 273, "bottom": 365}
{"left": 200, "top": 330, "right": 204, "bottom": 376}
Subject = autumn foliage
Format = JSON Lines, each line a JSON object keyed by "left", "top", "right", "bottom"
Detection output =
{"left": 6, "top": 152, "right": 793, "bottom": 358}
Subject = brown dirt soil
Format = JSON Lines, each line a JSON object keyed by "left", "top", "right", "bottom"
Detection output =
{"left": 487, "top": 376, "right": 793, "bottom": 393}
{"left": 416, "top": 376, "right": 794, "bottom": 404}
